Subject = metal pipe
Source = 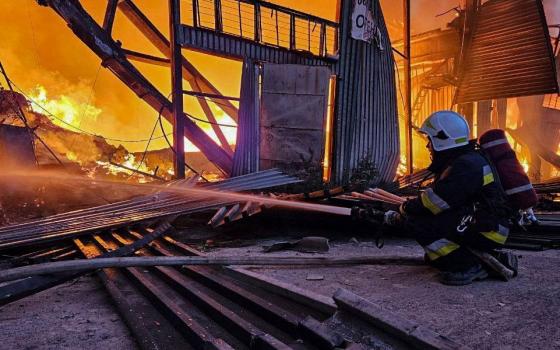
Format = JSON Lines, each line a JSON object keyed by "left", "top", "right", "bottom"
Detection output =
{"left": 403, "top": 0, "right": 413, "bottom": 174}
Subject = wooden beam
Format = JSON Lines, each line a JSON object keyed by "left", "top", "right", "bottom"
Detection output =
{"left": 102, "top": 0, "right": 118, "bottom": 35}
{"left": 170, "top": 0, "right": 186, "bottom": 179}
{"left": 122, "top": 48, "right": 170, "bottom": 67}
{"left": 183, "top": 90, "right": 240, "bottom": 101}
{"left": 109, "top": 161, "right": 165, "bottom": 181}
{"left": 333, "top": 289, "right": 469, "bottom": 350}
{"left": 40, "top": 0, "right": 233, "bottom": 174}
{"left": 0, "top": 255, "right": 425, "bottom": 283}
{"left": 508, "top": 126, "right": 560, "bottom": 170}
{"left": 117, "top": 0, "right": 239, "bottom": 122}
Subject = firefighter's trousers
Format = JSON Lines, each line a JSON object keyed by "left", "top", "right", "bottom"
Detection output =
{"left": 404, "top": 208, "right": 509, "bottom": 271}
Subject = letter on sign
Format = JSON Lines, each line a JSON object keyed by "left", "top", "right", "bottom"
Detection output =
{"left": 351, "top": 0, "right": 375, "bottom": 44}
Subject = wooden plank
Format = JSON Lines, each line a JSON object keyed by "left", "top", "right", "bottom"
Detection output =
{"left": 0, "top": 255, "right": 425, "bottom": 283}
{"left": 333, "top": 289, "right": 469, "bottom": 350}
{"left": 0, "top": 221, "right": 172, "bottom": 305}
{"left": 225, "top": 267, "right": 338, "bottom": 315}
{"left": 297, "top": 316, "right": 345, "bottom": 349}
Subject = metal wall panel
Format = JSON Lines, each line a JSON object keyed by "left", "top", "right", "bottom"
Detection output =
{"left": 181, "top": 26, "right": 330, "bottom": 65}
{"left": 194, "top": 0, "right": 399, "bottom": 185}
{"left": 231, "top": 59, "right": 260, "bottom": 176}
{"left": 455, "top": 0, "right": 559, "bottom": 103}
{"left": 259, "top": 64, "right": 330, "bottom": 176}
{"left": 331, "top": 0, "right": 399, "bottom": 184}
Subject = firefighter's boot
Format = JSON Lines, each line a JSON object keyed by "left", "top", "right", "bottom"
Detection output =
{"left": 439, "top": 263, "right": 489, "bottom": 286}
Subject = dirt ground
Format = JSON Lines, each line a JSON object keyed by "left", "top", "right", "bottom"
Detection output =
{"left": 0, "top": 276, "right": 137, "bottom": 350}
{"left": 206, "top": 237, "right": 560, "bottom": 349}
{"left": 1, "top": 208, "right": 559, "bottom": 349}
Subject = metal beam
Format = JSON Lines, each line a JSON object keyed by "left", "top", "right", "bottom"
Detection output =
{"left": 39, "top": 0, "right": 232, "bottom": 174}
{"left": 121, "top": 49, "right": 233, "bottom": 157}
{"left": 102, "top": 0, "right": 118, "bottom": 35}
{"left": 180, "top": 25, "right": 333, "bottom": 66}
{"left": 117, "top": 0, "right": 240, "bottom": 122}
{"left": 183, "top": 90, "right": 240, "bottom": 101}
{"left": 122, "top": 48, "right": 171, "bottom": 66}
{"left": 170, "top": 0, "right": 186, "bottom": 179}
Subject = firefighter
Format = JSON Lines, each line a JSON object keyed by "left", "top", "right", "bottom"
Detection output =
{"left": 392, "top": 111, "right": 518, "bottom": 285}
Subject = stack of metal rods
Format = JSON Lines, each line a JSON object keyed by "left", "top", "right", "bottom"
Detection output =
{"left": 384, "top": 168, "right": 433, "bottom": 195}
{"left": 505, "top": 213, "right": 560, "bottom": 250}
{"left": 200, "top": 168, "right": 301, "bottom": 191}
{"left": 351, "top": 188, "right": 406, "bottom": 205}
{"left": 0, "top": 170, "right": 301, "bottom": 251}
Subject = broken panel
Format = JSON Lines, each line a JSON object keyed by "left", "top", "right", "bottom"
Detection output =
{"left": 260, "top": 64, "right": 331, "bottom": 181}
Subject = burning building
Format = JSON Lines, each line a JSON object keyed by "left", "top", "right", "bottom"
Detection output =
{"left": 1, "top": 0, "right": 558, "bottom": 187}
{"left": 392, "top": 0, "right": 560, "bottom": 179}
{"left": 31, "top": 0, "right": 399, "bottom": 188}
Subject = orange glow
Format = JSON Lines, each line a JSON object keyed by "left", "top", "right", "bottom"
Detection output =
{"left": 0, "top": 0, "right": 334, "bottom": 157}
{"left": 28, "top": 85, "right": 101, "bottom": 130}
{"left": 396, "top": 155, "right": 408, "bottom": 177}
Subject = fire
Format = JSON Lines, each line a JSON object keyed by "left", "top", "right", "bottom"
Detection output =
{"left": 28, "top": 85, "right": 101, "bottom": 129}
{"left": 207, "top": 107, "right": 237, "bottom": 147}
{"left": 396, "top": 155, "right": 407, "bottom": 176}
{"left": 65, "top": 151, "right": 79, "bottom": 164}
{"left": 520, "top": 158, "right": 530, "bottom": 174}
{"left": 95, "top": 154, "right": 152, "bottom": 183}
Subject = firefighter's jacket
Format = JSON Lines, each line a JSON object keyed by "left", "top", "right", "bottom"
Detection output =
{"left": 401, "top": 150, "right": 511, "bottom": 245}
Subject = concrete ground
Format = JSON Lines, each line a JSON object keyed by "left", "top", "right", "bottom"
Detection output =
{"left": 207, "top": 237, "right": 560, "bottom": 349}
{"left": 0, "top": 276, "right": 137, "bottom": 350}
{"left": 1, "top": 232, "right": 559, "bottom": 349}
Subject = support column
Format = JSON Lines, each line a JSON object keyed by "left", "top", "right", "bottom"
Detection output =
{"left": 403, "top": 0, "right": 413, "bottom": 173}
{"left": 476, "top": 100, "right": 492, "bottom": 137}
{"left": 170, "top": 0, "right": 185, "bottom": 179}
{"left": 496, "top": 98, "right": 507, "bottom": 130}
{"left": 459, "top": 103, "right": 474, "bottom": 135}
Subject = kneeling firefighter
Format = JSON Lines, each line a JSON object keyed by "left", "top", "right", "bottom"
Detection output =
{"left": 389, "top": 111, "right": 519, "bottom": 285}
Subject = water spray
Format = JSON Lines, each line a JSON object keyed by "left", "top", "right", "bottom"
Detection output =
{"left": 0, "top": 170, "right": 352, "bottom": 217}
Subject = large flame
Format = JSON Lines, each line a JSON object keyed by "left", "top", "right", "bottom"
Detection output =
{"left": 396, "top": 155, "right": 408, "bottom": 176}
{"left": 28, "top": 85, "right": 101, "bottom": 130}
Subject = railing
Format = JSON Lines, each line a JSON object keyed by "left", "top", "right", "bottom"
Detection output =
{"left": 182, "top": 0, "right": 339, "bottom": 58}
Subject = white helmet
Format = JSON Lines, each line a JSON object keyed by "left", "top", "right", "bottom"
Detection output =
{"left": 419, "top": 111, "right": 470, "bottom": 152}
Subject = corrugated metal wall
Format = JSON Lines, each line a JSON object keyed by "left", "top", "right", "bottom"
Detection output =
{"left": 455, "top": 0, "right": 559, "bottom": 103}
{"left": 231, "top": 0, "right": 399, "bottom": 184}
{"left": 331, "top": 0, "right": 399, "bottom": 184}
{"left": 232, "top": 59, "right": 260, "bottom": 176}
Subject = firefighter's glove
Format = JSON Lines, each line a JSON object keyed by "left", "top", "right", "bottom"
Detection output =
{"left": 351, "top": 206, "right": 363, "bottom": 221}
{"left": 383, "top": 210, "right": 402, "bottom": 226}
{"left": 351, "top": 207, "right": 384, "bottom": 224}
